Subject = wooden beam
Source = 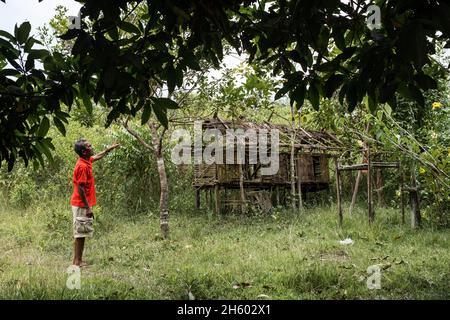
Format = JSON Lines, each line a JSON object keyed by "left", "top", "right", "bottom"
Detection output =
{"left": 339, "top": 162, "right": 399, "bottom": 171}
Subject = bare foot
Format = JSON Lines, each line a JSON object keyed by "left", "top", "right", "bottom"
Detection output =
{"left": 72, "top": 261, "right": 90, "bottom": 267}
{"left": 79, "top": 261, "right": 90, "bottom": 267}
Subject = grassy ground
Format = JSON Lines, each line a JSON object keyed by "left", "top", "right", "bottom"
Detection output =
{"left": 0, "top": 201, "right": 448, "bottom": 300}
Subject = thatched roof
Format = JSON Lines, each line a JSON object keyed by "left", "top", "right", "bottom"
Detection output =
{"left": 200, "top": 117, "right": 342, "bottom": 152}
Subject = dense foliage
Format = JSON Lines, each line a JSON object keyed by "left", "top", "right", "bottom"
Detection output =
{"left": 1, "top": 0, "right": 450, "bottom": 168}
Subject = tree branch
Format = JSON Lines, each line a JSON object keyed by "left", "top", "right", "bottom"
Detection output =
{"left": 123, "top": 118, "right": 154, "bottom": 151}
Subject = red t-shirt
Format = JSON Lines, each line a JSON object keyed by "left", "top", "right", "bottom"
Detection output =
{"left": 71, "top": 156, "right": 96, "bottom": 207}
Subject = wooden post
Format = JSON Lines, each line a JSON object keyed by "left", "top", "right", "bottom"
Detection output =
{"left": 334, "top": 158, "right": 343, "bottom": 227}
{"left": 400, "top": 163, "right": 405, "bottom": 224}
{"left": 410, "top": 169, "right": 421, "bottom": 229}
{"left": 276, "top": 186, "right": 280, "bottom": 206}
{"left": 239, "top": 164, "right": 246, "bottom": 213}
{"left": 290, "top": 138, "right": 297, "bottom": 212}
{"left": 367, "top": 147, "right": 374, "bottom": 224}
{"left": 297, "top": 156, "right": 303, "bottom": 211}
{"left": 349, "top": 171, "right": 361, "bottom": 214}
{"left": 214, "top": 185, "right": 220, "bottom": 214}
{"left": 195, "top": 189, "right": 200, "bottom": 209}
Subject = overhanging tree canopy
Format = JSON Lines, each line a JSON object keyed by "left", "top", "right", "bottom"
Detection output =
{"left": 1, "top": 0, "right": 449, "bottom": 169}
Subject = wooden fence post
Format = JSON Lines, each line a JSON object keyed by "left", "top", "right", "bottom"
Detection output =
{"left": 334, "top": 158, "right": 343, "bottom": 227}
{"left": 367, "top": 147, "right": 374, "bottom": 225}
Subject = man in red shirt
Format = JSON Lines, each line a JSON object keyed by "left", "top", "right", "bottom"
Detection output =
{"left": 71, "top": 139, "right": 120, "bottom": 267}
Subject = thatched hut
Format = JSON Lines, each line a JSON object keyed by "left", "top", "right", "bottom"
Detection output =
{"left": 192, "top": 118, "right": 340, "bottom": 213}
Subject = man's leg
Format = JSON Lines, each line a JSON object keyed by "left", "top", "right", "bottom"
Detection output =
{"left": 73, "top": 237, "right": 85, "bottom": 266}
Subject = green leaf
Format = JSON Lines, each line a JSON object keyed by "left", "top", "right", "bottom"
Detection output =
{"left": 107, "top": 27, "right": 119, "bottom": 41}
{"left": 368, "top": 95, "right": 377, "bottom": 113}
{"left": 1, "top": 68, "right": 20, "bottom": 77}
{"left": 118, "top": 21, "right": 141, "bottom": 35}
{"left": 59, "top": 29, "right": 79, "bottom": 40}
{"left": 324, "top": 74, "right": 344, "bottom": 98}
{"left": 141, "top": 101, "right": 152, "bottom": 125}
{"left": 182, "top": 52, "right": 201, "bottom": 71}
{"left": 152, "top": 97, "right": 179, "bottom": 109}
{"left": 16, "top": 22, "right": 31, "bottom": 44}
{"left": 25, "top": 56, "right": 34, "bottom": 71}
{"left": 53, "top": 117, "right": 66, "bottom": 136}
{"left": 166, "top": 66, "right": 177, "bottom": 94}
{"left": 0, "top": 30, "right": 14, "bottom": 41}
{"left": 290, "top": 83, "right": 306, "bottom": 109}
{"left": 332, "top": 28, "right": 346, "bottom": 51}
{"left": 408, "top": 84, "right": 425, "bottom": 108}
{"left": 346, "top": 82, "right": 358, "bottom": 112}
{"left": 55, "top": 110, "right": 70, "bottom": 124}
{"left": 37, "top": 117, "right": 50, "bottom": 137}
{"left": 152, "top": 104, "right": 168, "bottom": 128}
{"left": 307, "top": 84, "right": 320, "bottom": 110}
{"left": 414, "top": 73, "right": 437, "bottom": 90}
{"left": 80, "top": 87, "right": 93, "bottom": 114}
{"left": 275, "top": 85, "right": 290, "bottom": 100}
{"left": 36, "top": 140, "right": 53, "bottom": 162}
{"left": 27, "top": 49, "right": 50, "bottom": 60}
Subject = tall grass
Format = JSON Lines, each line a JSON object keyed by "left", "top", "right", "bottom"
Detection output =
{"left": 0, "top": 201, "right": 448, "bottom": 299}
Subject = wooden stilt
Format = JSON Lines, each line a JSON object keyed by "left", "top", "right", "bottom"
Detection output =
{"left": 410, "top": 169, "right": 421, "bottom": 229}
{"left": 214, "top": 185, "right": 220, "bottom": 214}
{"left": 195, "top": 189, "right": 200, "bottom": 209}
{"left": 239, "top": 164, "right": 245, "bottom": 213}
{"left": 335, "top": 158, "right": 343, "bottom": 227}
{"left": 367, "top": 147, "right": 374, "bottom": 224}
{"left": 276, "top": 186, "right": 280, "bottom": 206}
{"left": 400, "top": 163, "right": 405, "bottom": 224}
{"left": 297, "top": 156, "right": 303, "bottom": 211}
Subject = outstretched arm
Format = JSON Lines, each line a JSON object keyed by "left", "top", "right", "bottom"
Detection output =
{"left": 92, "top": 143, "right": 120, "bottom": 162}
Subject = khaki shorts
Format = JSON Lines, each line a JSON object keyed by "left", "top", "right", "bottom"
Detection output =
{"left": 72, "top": 206, "right": 94, "bottom": 238}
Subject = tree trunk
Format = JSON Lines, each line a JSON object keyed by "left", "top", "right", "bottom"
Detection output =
{"left": 124, "top": 120, "right": 169, "bottom": 238}
{"left": 156, "top": 155, "right": 169, "bottom": 238}
{"left": 148, "top": 122, "right": 170, "bottom": 238}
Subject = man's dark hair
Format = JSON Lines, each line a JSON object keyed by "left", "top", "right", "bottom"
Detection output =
{"left": 74, "top": 139, "right": 87, "bottom": 157}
